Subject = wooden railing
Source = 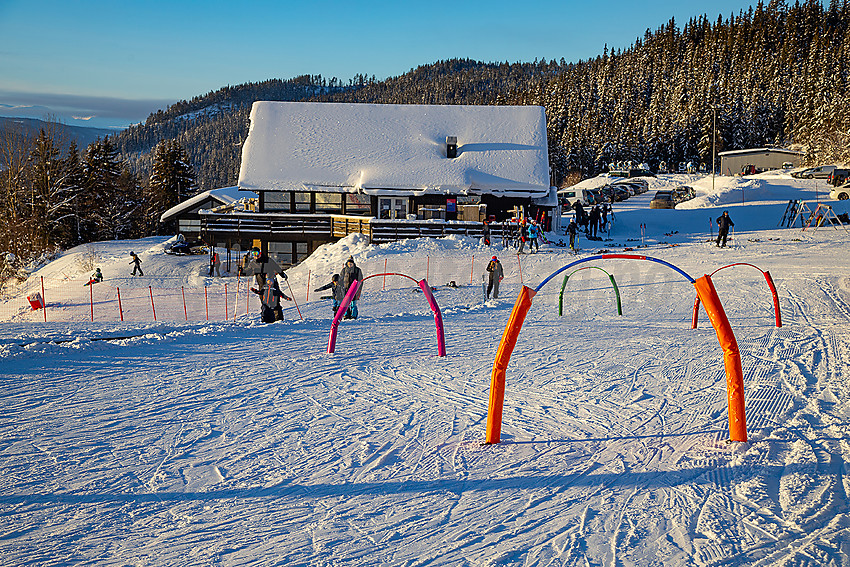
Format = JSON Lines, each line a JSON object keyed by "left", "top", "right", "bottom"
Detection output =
{"left": 201, "top": 211, "right": 511, "bottom": 244}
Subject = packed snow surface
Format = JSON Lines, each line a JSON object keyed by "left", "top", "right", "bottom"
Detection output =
{"left": 1, "top": 172, "right": 850, "bottom": 566}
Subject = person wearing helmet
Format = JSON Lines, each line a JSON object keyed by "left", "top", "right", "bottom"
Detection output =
{"left": 485, "top": 255, "right": 504, "bottom": 300}
{"left": 129, "top": 252, "right": 143, "bottom": 276}
{"left": 314, "top": 273, "right": 345, "bottom": 317}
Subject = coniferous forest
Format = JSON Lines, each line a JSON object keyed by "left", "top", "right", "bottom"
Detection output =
{"left": 2, "top": 0, "right": 849, "bottom": 270}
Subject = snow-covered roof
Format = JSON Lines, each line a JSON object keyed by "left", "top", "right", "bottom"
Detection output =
{"left": 718, "top": 147, "right": 804, "bottom": 157}
{"left": 237, "top": 101, "right": 551, "bottom": 198}
{"left": 159, "top": 186, "right": 257, "bottom": 223}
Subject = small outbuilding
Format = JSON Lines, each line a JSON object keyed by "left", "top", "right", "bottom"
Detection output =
{"left": 719, "top": 148, "right": 804, "bottom": 175}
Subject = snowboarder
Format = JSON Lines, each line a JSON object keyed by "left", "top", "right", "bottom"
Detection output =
{"left": 84, "top": 268, "right": 103, "bottom": 286}
{"left": 340, "top": 256, "right": 364, "bottom": 319}
{"left": 209, "top": 250, "right": 221, "bottom": 277}
{"left": 566, "top": 219, "right": 579, "bottom": 250}
{"left": 716, "top": 211, "right": 734, "bottom": 247}
{"left": 251, "top": 272, "right": 292, "bottom": 323}
{"left": 129, "top": 252, "right": 143, "bottom": 276}
{"left": 314, "top": 273, "right": 345, "bottom": 317}
{"left": 485, "top": 255, "right": 504, "bottom": 300}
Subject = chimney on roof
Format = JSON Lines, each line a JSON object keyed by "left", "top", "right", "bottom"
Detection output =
{"left": 446, "top": 136, "right": 457, "bottom": 159}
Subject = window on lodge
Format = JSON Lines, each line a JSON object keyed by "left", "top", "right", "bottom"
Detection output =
{"left": 268, "top": 241, "right": 310, "bottom": 266}
{"left": 345, "top": 193, "right": 372, "bottom": 215}
{"left": 315, "top": 192, "right": 343, "bottom": 213}
{"left": 264, "top": 191, "right": 291, "bottom": 212}
{"left": 294, "top": 192, "right": 312, "bottom": 213}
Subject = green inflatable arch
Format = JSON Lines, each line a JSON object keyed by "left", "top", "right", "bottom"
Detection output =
{"left": 558, "top": 266, "right": 622, "bottom": 316}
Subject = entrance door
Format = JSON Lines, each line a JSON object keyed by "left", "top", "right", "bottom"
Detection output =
{"left": 379, "top": 198, "right": 408, "bottom": 219}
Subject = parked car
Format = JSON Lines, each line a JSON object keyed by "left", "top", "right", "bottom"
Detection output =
{"left": 793, "top": 165, "right": 837, "bottom": 179}
{"left": 165, "top": 240, "right": 207, "bottom": 255}
{"left": 558, "top": 187, "right": 590, "bottom": 211}
{"left": 672, "top": 185, "right": 695, "bottom": 203}
{"left": 586, "top": 188, "right": 604, "bottom": 205}
{"left": 830, "top": 182, "right": 850, "bottom": 201}
{"left": 827, "top": 168, "right": 850, "bottom": 187}
{"left": 650, "top": 191, "right": 676, "bottom": 209}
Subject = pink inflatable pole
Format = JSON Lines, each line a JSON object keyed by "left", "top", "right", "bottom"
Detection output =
{"left": 418, "top": 279, "right": 446, "bottom": 357}
{"left": 327, "top": 279, "right": 362, "bottom": 354}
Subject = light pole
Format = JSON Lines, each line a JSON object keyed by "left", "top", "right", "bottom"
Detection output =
{"left": 711, "top": 106, "right": 717, "bottom": 193}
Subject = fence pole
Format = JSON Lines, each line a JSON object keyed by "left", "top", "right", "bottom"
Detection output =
{"left": 182, "top": 286, "right": 188, "bottom": 321}
{"left": 90, "top": 282, "right": 94, "bottom": 321}
{"left": 117, "top": 287, "right": 123, "bottom": 322}
{"left": 41, "top": 276, "right": 46, "bottom": 322}
{"left": 517, "top": 254, "right": 524, "bottom": 284}
{"left": 306, "top": 270, "right": 311, "bottom": 302}
{"left": 470, "top": 255, "right": 475, "bottom": 285}
{"left": 245, "top": 277, "right": 249, "bottom": 316}
{"left": 383, "top": 259, "right": 387, "bottom": 290}
{"left": 427, "top": 255, "right": 430, "bottom": 281}
{"left": 149, "top": 286, "right": 157, "bottom": 321}
{"left": 225, "top": 283, "right": 228, "bottom": 322}
{"left": 285, "top": 278, "right": 303, "bottom": 320}
{"left": 204, "top": 286, "right": 208, "bottom": 321}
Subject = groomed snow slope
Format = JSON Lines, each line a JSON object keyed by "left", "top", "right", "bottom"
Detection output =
{"left": 1, "top": 172, "right": 850, "bottom": 566}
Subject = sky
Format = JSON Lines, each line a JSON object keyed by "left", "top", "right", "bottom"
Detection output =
{"left": 0, "top": 0, "right": 781, "bottom": 130}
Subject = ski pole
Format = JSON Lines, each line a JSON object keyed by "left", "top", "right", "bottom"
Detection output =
{"left": 285, "top": 278, "right": 303, "bottom": 320}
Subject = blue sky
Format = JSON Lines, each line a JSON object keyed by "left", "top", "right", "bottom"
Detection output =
{"left": 1, "top": 0, "right": 768, "bottom": 129}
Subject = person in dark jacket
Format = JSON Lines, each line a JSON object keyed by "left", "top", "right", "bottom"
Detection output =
{"left": 340, "top": 256, "right": 364, "bottom": 319}
{"left": 566, "top": 219, "right": 579, "bottom": 250}
{"left": 482, "top": 221, "right": 491, "bottom": 246}
{"left": 252, "top": 273, "right": 292, "bottom": 323}
{"left": 573, "top": 201, "right": 586, "bottom": 230}
{"left": 485, "top": 255, "right": 504, "bottom": 300}
{"left": 588, "top": 205, "right": 601, "bottom": 238}
{"left": 84, "top": 268, "right": 103, "bottom": 286}
{"left": 314, "top": 274, "right": 345, "bottom": 317}
{"left": 517, "top": 221, "right": 529, "bottom": 254}
{"left": 716, "top": 211, "right": 734, "bottom": 247}
{"left": 129, "top": 252, "right": 143, "bottom": 276}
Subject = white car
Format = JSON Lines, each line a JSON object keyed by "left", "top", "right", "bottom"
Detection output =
{"left": 829, "top": 183, "right": 849, "bottom": 200}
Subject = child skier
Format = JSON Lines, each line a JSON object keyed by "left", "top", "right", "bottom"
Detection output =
{"left": 314, "top": 274, "right": 345, "bottom": 317}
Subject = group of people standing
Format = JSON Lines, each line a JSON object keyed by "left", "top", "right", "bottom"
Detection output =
{"left": 572, "top": 201, "right": 612, "bottom": 240}
{"left": 314, "top": 256, "right": 363, "bottom": 319}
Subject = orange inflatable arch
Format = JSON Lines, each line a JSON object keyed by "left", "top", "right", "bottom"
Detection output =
{"left": 486, "top": 254, "right": 747, "bottom": 445}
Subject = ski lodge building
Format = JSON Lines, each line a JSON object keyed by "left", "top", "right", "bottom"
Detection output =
{"left": 718, "top": 147, "right": 804, "bottom": 175}
{"left": 190, "top": 101, "right": 555, "bottom": 266}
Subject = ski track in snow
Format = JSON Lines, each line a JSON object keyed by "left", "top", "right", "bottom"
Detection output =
{"left": 2, "top": 177, "right": 850, "bottom": 565}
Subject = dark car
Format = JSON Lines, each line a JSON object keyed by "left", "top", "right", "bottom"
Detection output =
{"left": 827, "top": 168, "right": 850, "bottom": 187}
{"left": 650, "top": 191, "right": 675, "bottom": 209}
{"left": 165, "top": 240, "right": 207, "bottom": 255}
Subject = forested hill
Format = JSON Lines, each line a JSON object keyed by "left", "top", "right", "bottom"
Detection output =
{"left": 114, "top": 0, "right": 850, "bottom": 191}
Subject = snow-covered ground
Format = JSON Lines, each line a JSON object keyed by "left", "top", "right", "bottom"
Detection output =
{"left": 1, "top": 172, "right": 850, "bottom": 566}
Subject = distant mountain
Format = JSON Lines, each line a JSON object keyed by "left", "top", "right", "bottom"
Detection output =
{"left": 0, "top": 116, "right": 114, "bottom": 150}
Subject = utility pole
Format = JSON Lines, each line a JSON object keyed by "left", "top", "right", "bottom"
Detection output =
{"left": 712, "top": 106, "right": 717, "bottom": 193}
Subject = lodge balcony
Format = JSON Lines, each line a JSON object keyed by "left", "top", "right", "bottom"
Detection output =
{"left": 199, "top": 212, "right": 505, "bottom": 244}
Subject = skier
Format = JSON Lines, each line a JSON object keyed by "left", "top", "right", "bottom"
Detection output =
{"left": 482, "top": 220, "right": 491, "bottom": 246}
{"left": 209, "top": 250, "right": 221, "bottom": 277}
{"left": 340, "top": 256, "right": 364, "bottom": 319}
{"left": 588, "top": 206, "right": 601, "bottom": 238}
{"left": 251, "top": 271, "right": 292, "bottom": 323}
{"left": 716, "top": 211, "right": 734, "bottom": 247}
{"left": 528, "top": 220, "right": 540, "bottom": 253}
{"left": 314, "top": 273, "right": 345, "bottom": 317}
{"left": 84, "top": 268, "right": 103, "bottom": 286}
{"left": 517, "top": 221, "right": 529, "bottom": 254}
{"left": 566, "top": 219, "right": 579, "bottom": 250}
{"left": 485, "top": 255, "right": 504, "bottom": 300}
{"left": 573, "top": 201, "right": 586, "bottom": 231}
{"left": 129, "top": 252, "right": 143, "bottom": 276}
